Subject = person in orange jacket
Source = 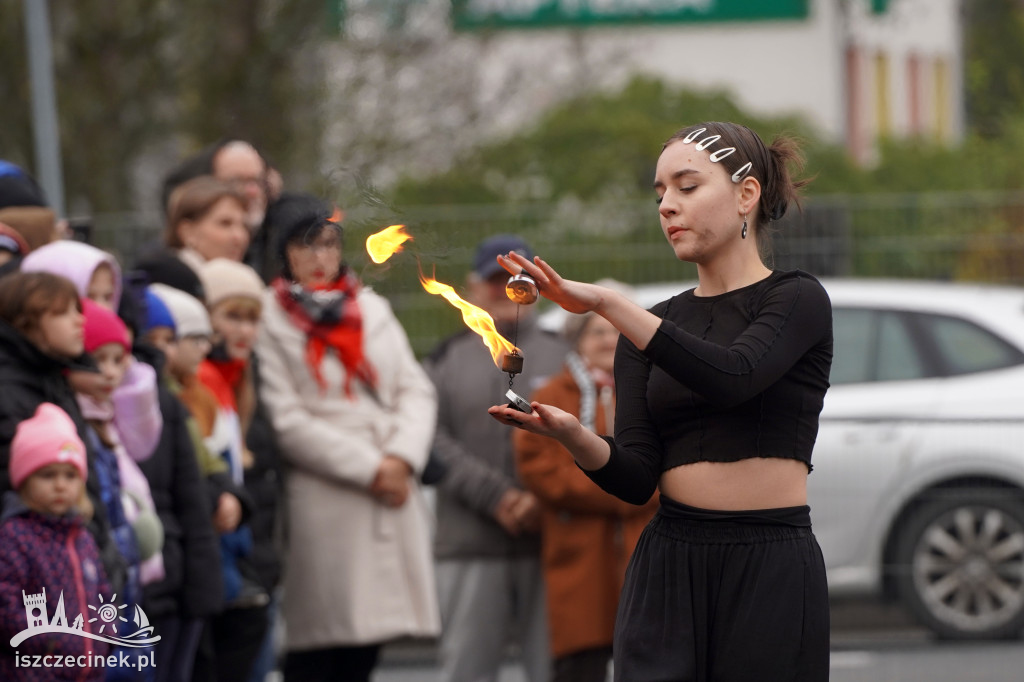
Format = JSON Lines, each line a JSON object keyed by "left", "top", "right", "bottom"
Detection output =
{"left": 514, "top": 281, "right": 658, "bottom": 682}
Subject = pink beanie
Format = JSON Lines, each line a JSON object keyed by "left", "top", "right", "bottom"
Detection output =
{"left": 10, "top": 403, "right": 88, "bottom": 489}
{"left": 82, "top": 298, "right": 130, "bottom": 354}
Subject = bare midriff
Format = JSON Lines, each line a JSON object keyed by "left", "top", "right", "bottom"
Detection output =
{"left": 659, "top": 458, "right": 808, "bottom": 511}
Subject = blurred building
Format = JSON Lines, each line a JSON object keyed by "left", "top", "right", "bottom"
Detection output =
{"left": 450, "top": 0, "right": 963, "bottom": 163}
{"left": 325, "top": 0, "right": 963, "bottom": 178}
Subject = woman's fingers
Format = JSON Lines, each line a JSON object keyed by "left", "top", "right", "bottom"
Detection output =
{"left": 488, "top": 404, "right": 547, "bottom": 433}
{"left": 496, "top": 254, "right": 520, "bottom": 277}
{"left": 502, "top": 252, "right": 549, "bottom": 284}
{"left": 487, "top": 403, "right": 573, "bottom": 442}
{"left": 532, "top": 257, "right": 564, "bottom": 285}
{"left": 488, "top": 404, "right": 530, "bottom": 423}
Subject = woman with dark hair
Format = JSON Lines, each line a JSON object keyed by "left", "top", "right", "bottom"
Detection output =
{"left": 255, "top": 194, "right": 439, "bottom": 682}
{"left": 490, "top": 122, "right": 833, "bottom": 682}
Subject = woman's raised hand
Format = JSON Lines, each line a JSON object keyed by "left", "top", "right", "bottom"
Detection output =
{"left": 497, "top": 252, "right": 605, "bottom": 315}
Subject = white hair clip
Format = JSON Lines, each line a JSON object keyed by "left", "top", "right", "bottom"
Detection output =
{"left": 682, "top": 128, "right": 707, "bottom": 143}
{"left": 730, "top": 161, "right": 752, "bottom": 183}
{"left": 682, "top": 129, "right": 747, "bottom": 181}
{"left": 694, "top": 135, "right": 721, "bottom": 151}
{"left": 708, "top": 147, "right": 736, "bottom": 162}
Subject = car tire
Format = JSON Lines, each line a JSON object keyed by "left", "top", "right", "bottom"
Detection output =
{"left": 895, "top": 488, "right": 1024, "bottom": 640}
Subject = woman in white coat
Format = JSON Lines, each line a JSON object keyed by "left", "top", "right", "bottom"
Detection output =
{"left": 254, "top": 193, "right": 439, "bottom": 681}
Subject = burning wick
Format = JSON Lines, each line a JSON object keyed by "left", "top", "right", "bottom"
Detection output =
{"left": 501, "top": 351, "right": 524, "bottom": 375}
{"left": 366, "top": 224, "right": 412, "bottom": 264}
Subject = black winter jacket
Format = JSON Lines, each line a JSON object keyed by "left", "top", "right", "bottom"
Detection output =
{"left": 0, "top": 319, "right": 127, "bottom": 593}
{"left": 242, "top": 360, "right": 284, "bottom": 593}
{"left": 139, "top": 375, "right": 224, "bottom": 620}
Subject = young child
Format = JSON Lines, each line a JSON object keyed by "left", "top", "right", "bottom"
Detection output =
{"left": 193, "top": 258, "right": 272, "bottom": 682}
{"left": 145, "top": 284, "right": 230, "bottom": 475}
{"left": 131, "top": 287, "right": 225, "bottom": 682}
{"left": 21, "top": 240, "right": 122, "bottom": 310}
{"left": 0, "top": 403, "right": 111, "bottom": 680}
{"left": 0, "top": 272, "right": 127, "bottom": 600}
{"left": 197, "top": 259, "right": 264, "bottom": 487}
{"left": 20, "top": 240, "right": 163, "bottom": 465}
{"left": 67, "top": 300, "right": 164, "bottom": 587}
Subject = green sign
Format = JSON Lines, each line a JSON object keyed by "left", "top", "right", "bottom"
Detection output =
{"left": 452, "top": 0, "right": 809, "bottom": 30}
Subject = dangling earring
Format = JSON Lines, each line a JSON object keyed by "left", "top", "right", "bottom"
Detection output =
{"left": 741, "top": 215, "right": 748, "bottom": 240}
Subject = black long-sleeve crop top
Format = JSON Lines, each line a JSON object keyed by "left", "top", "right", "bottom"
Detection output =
{"left": 584, "top": 270, "right": 833, "bottom": 505}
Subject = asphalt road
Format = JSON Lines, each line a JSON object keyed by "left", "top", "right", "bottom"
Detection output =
{"left": 369, "top": 599, "right": 1024, "bottom": 682}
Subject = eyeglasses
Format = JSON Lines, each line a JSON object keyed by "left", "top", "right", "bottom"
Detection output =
{"left": 227, "top": 175, "right": 267, "bottom": 190}
{"left": 294, "top": 236, "right": 342, "bottom": 254}
{"left": 179, "top": 334, "right": 212, "bottom": 347}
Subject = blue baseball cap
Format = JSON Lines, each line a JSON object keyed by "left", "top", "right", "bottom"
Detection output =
{"left": 473, "top": 234, "right": 532, "bottom": 280}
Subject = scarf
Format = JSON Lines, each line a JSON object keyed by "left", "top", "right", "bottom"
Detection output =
{"left": 77, "top": 393, "right": 116, "bottom": 423}
{"left": 271, "top": 269, "right": 378, "bottom": 398}
{"left": 205, "top": 355, "right": 247, "bottom": 404}
{"left": 566, "top": 351, "right": 615, "bottom": 434}
{"left": 200, "top": 345, "right": 256, "bottom": 442}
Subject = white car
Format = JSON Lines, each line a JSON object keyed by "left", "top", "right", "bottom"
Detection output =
{"left": 539, "top": 278, "right": 1024, "bottom": 640}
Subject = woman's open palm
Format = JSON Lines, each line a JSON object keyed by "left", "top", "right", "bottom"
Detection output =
{"left": 488, "top": 401, "right": 583, "bottom": 441}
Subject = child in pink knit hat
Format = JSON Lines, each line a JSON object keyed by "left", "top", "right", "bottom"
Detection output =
{"left": 67, "top": 299, "right": 164, "bottom": 587}
{"left": 0, "top": 403, "right": 111, "bottom": 679}
{"left": 8, "top": 403, "right": 89, "bottom": 512}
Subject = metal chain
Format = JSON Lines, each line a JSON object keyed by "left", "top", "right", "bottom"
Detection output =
{"left": 508, "top": 303, "right": 522, "bottom": 390}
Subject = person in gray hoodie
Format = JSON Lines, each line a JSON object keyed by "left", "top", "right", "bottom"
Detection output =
{"left": 423, "top": 235, "right": 568, "bottom": 682}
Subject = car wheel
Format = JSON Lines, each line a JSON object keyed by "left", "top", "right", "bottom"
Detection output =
{"left": 895, "top": 489, "right": 1024, "bottom": 639}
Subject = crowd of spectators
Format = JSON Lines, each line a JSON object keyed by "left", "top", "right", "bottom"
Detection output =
{"left": 0, "top": 145, "right": 649, "bottom": 682}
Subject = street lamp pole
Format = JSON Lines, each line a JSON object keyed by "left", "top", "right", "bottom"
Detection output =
{"left": 23, "top": 0, "right": 65, "bottom": 216}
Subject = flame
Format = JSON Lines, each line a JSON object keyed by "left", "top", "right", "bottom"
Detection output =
{"left": 366, "top": 224, "right": 412, "bottom": 264}
{"left": 419, "top": 271, "right": 519, "bottom": 367}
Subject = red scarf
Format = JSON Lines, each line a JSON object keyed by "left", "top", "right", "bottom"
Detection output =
{"left": 271, "top": 273, "right": 378, "bottom": 398}
{"left": 200, "top": 357, "right": 247, "bottom": 409}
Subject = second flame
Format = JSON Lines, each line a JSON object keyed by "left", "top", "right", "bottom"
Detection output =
{"left": 366, "top": 224, "right": 412, "bottom": 264}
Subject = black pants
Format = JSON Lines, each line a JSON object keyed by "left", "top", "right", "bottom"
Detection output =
{"left": 283, "top": 643, "right": 382, "bottom": 682}
{"left": 613, "top": 497, "right": 830, "bottom": 682}
{"left": 554, "top": 646, "right": 613, "bottom": 682}
{"left": 191, "top": 604, "right": 270, "bottom": 682}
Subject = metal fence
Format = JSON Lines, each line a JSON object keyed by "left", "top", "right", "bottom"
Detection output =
{"left": 92, "top": 189, "right": 1024, "bottom": 357}
{"left": 90, "top": 189, "right": 1024, "bottom": 653}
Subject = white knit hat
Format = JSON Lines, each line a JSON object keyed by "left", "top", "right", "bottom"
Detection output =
{"left": 198, "top": 258, "right": 264, "bottom": 310}
{"left": 149, "top": 283, "right": 213, "bottom": 338}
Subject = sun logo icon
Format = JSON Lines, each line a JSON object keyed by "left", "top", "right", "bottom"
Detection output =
{"left": 88, "top": 593, "right": 127, "bottom": 634}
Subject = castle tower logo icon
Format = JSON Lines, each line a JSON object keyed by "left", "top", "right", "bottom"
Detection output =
{"left": 10, "top": 587, "right": 161, "bottom": 649}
